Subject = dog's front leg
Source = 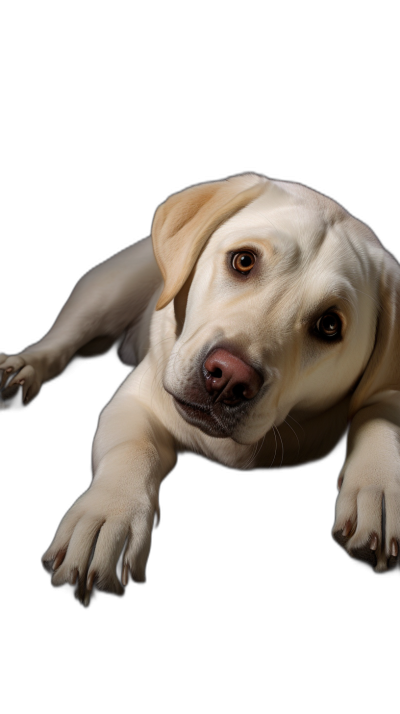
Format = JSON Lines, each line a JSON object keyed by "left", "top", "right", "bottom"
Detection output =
{"left": 42, "top": 380, "right": 176, "bottom": 605}
{"left": 332, "top": 392, "right": 400, "bottom": 571}
{"left": 0, "top": 236, "right": 160, "bottom": 403}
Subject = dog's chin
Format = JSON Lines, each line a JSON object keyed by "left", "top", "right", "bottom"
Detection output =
{"left": 172, "top": 396, "right": 237, "bottom": 439}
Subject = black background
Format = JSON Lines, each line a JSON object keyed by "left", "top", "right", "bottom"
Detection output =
{"left": 0, "top": 20, "right": 400, "bottom": 668}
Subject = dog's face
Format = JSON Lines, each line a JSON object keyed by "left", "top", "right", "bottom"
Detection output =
{"left": 154, "top": 175, "right": 396, "bottom": 445}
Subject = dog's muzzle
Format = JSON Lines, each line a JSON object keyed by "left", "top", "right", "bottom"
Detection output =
{"left": 167, "top": 347, "right": 264, "bottom": 439}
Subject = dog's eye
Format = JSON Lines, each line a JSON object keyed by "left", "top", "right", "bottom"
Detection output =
{"left": 315, "top": 312, "right": 342, "bottom": 340}
{"left": 232, "top": 251, "right": 256, "bottom": 273}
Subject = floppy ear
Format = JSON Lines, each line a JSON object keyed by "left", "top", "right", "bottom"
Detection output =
{"left": 349, "top": 253, "right": 400, "bottom": 417}
{"left": 151, "top": 173, "right": 268, "bottom": 310}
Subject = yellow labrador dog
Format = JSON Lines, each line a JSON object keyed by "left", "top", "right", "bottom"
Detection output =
{"left": 1, "top": 173, "right": 400, "bottom": 606}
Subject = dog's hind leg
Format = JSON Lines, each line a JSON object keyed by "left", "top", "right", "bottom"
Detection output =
{"left": 0, "top": 236, "right": 161, "bottom": 404}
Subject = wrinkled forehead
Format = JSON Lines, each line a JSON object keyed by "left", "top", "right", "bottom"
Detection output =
{"left": 208, "top": 179, "right": 377, "bottom": 282}
{"left": 210, "top": 181, "right": 338, "bottom": 247}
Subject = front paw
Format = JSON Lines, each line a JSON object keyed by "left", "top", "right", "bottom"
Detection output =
{"left": 0, "top": 352, "right": 43, "bottom": 404}
{"left": 332, "top": 476, "right": 400, "bottom": 572}
{"left": 42, "top": 484, "right": 158, "bottom": 606}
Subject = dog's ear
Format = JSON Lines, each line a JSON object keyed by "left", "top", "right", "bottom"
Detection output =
{"left": 349, "top": 254, "right": 400, "bottom": 417}
{"left": 152, "top": 173, "right": 268, "bottom": 310}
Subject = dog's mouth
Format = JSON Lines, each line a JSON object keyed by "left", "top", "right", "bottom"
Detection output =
{"left": 164, "top": 342, "right": 267, "bottom": 439}
{"left": 170, "top": 393, "right": 247, "bottom": 439}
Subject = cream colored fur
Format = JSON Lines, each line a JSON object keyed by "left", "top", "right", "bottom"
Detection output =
{"left": 1, "top": 173, "right": 399, "bottom": 605}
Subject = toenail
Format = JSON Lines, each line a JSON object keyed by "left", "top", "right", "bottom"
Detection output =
{"left": 370, "top": 534, "right": 378, "bottom": 551}
{"left": 52, "top": 552, "right": 64, "bottom": 570}
{"left": 87, "top": 571, "right": 96, "bottom": 590}
{"left": 342, "top": 521, "right": 352, "bottom": 537}
{"left": 122, "top": 564, "right": 129, "bottom": 586}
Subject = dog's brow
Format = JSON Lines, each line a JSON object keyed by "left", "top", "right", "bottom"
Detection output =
{"left": 218, "top": 231, "right": 277, "bottom": 256}
{"left": 300, "top": 282, "right": 357, "bottom": 323}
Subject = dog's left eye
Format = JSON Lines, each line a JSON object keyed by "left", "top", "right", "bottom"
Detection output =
{"left": 231, "top": 251, "right": 256, "bottom": 273}
{"left": 315, "top": 312, "right": 342, "bottom": 340}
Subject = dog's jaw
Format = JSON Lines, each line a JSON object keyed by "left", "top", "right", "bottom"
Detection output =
{"left": 169, "top": 391, "right": 249, "bottom": 439}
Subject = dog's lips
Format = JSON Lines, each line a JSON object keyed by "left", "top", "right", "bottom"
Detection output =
{"left": 172, "top": 394, "right": 213, "bottom": 423}
{"left": 170, "top": 393, "right": 235, "bottom": 438}
{"left": 173, "top": 395, "right": 209, "bottom": 417}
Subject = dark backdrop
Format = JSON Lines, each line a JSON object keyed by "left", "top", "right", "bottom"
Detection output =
{"left": 0, "top": 40, "right": 400, "bottom": 646}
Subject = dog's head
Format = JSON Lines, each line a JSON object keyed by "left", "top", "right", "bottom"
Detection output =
{"left": 152, "top": 173, "right": 400, "bottom": 444}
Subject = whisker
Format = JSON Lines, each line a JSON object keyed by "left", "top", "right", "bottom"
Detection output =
{"left": 244, "top": 432, "right": 266, "bottom": 469}
{"left": 241, "top": 444, "right": 257, "bottom": 471}
{"left": 275, "top": 424, "right": 284, "bottom": 467}
{"left": 286, "top": 413, "right": 305, "bottom": 435}
{"left": 284, "top": 418, "right": 300, "bottom": 458}
{"left": 270, "top": 426, "right": 278, "bottom": 467}
{"left": 241, "top": 436, "right": 263, "bottom": 470}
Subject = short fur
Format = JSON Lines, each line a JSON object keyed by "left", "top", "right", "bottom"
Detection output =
{"left": 1, "top": 173, "right": 400, "bottom": 606}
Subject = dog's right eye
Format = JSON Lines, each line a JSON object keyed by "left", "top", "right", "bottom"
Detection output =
{"left": 231, "top": 251, "right": 256, "bottom": 274}
{"left": 315, "top": 312, "right": 342, "bottom": 341}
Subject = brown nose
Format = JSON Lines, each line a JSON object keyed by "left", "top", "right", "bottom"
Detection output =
{"left": 204, "top": 348, "right": 263, "bottom": 405}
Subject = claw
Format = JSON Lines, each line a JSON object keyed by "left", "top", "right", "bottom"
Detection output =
{"left": 52, "top": 551, "right": 65, "bottom": 571}
{"left": 86, "top": 570, "right": 96, "bottom": 591}
{"left": 342, "top": 520, "right": 352, "bottom": 537}
{"left": 122, "top": 563, "right": 129, "bottom": 586}
{"left": 335, "top": 518, "right": 356, "bottom": 544}
{"left": 81, "top": 570, "right": 97, "bottom": 607}
{"left": 83, "top": 593, "right": 91, "bottom": 607}
{"left": 370, "top": 533, "right": 378, "bottom": 551}
{"left": 387, "top": 538, "right": 400, "bottom": 570}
